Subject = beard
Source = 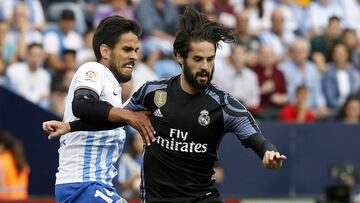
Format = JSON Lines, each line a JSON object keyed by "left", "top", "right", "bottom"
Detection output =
{"left": 183, "top": 60, "right": 214, "bottom": 90}
{"left": 108, "top": 54, "right": 132, "bottom": 83}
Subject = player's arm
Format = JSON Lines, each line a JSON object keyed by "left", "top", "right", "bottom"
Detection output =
{"left": 43, "top": 87, "right": 156, "bottom": 145}
{"left": 73, "top": 87, "right": 156, "bottom": 144}
{"left": 223, "top": 94, "right": 286, "bottom": 169}
{"left": 242, "top": 133, "right": 286, "bottom": 169}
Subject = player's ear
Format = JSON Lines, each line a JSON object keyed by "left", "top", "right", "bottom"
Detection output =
{"left": 100, "top": 44, "right": 111, "bottom": 60}
{"left": 175, "top": 52, "right": 183, "bottom": 67}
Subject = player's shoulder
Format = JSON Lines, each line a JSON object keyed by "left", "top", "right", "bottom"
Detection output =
{"left": 206, "top": 83, "right": 248, "bottom": 113}
{"left": 140, "top": 76, "right": 173, "bottom": 92}
{"left": 75, "top": 62, "right": 106, "bottom": 77}
{"left": 77, "top": 62, "right": 105, "bottom": 72}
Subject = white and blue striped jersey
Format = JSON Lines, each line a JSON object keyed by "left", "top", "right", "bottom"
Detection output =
{"left": 56, "top": 62, "right": 126, "bottom": 186}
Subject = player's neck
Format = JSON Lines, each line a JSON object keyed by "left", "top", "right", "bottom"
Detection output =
{"left": 180, "top": 75, "right": 201, "bottom": 95}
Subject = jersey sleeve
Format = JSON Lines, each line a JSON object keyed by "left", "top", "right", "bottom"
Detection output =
{"left": 223, "top": 94, "right": 262, "bottom": 140}
{"left": 124, "top": 83, "right": 149, "bottom": 111}
{"left": 73, "top": 63, "right": 104, "bottom": 95}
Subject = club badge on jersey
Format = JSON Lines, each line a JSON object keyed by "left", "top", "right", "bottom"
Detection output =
{"left": 198, "top": 110, "right": 210, "bottom": 126}
{"left": 153, "top": 91, "right": 167, "bottom": 118}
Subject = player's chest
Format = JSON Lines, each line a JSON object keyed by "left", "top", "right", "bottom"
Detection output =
{"left": 100, "top": 82, "right": 123, "bottom": 108}
{"left": 148, "top": 90, "right": 223, "bottom": 140}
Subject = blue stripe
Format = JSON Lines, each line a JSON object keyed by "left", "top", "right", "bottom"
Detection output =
{"left": 95, "top": 131, "right": 108, "bottom": 181}
{"left": 104, "top": 129, "right": 120, "bottom": 183}
{"left": 83, "top": 132, "right": 96, "bottom": 182}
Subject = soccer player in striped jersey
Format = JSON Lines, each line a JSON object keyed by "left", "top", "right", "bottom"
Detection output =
{"left": 43, "top": 16, "right": 155, "bottom": 203}
{"left": 44, "top": 8, "right": 286, "bottom": 203}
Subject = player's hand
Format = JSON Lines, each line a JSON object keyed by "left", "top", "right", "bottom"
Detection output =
{"left": 262, "top": 150, "right": 287, "bottom": 170}
{"left": 126, "top": 111, "right": 156, "bottom": 146}
{"left": 42, "top": 120, "right": 71, "bottom": 140}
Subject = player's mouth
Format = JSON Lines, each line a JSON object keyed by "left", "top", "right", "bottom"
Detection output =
{"left": 123, "top": 61, "right": 135, "bottom": 70}
{"left": 197, "top": 72, "right": 209, "bottom": 81}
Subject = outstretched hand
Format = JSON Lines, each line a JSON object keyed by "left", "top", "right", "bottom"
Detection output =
{"left": 125, "top": 111, "right": 156, "bottom": 146}
{"left": 42, "top": 120, "right": 71, "bottom": 140}
{"left": 262, "top": 150, "right": 287, "bottom": 169}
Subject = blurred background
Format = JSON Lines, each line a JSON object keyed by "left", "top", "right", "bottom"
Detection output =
{"left": 0, "top": 0, "right": 360, "bottom": 202}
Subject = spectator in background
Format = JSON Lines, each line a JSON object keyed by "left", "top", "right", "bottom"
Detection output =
{"left": 6, "top": 43, "right": 51, "bottom": 109}
{"left": 253, "top": 44, "right": 288, "bottom": 120}
{"left": 49, "top": 79, "right": 68, "bottom": 118}
{"left": 335, "top": 0, "right": 360, "bottom": 39}
{"left": 8, "top": 2, "right": 43, "bottom": 61}
{"left": 342, "top": 29, "right": 360, "bottom": 71}
{"left": 213, "top": 43, "right": 260, "bottom": 110}
{"left": 94, "top": 0, "right": 135, "bottom": 26}
{"left": 310, "top": 16, "right": 342, "bottom": 74}
{"left": 76, "top": 28, "right": 96, "bottom": 66}
{"left": 135, "top": 0, "right": 178, "bottom": 64}
{"left": 278, "top": 38, "right": 329, "bottom": 119}
{"left": 0, "top": 51, "right": 14, "bottom": 90}
{"left": 194, "top": 0, "right": 220, "bottom": 22}
{"left": 62, "top": 49, "right": 77, "bottom": 71}
{"left": 117, "top": 131, "right": 143, "bottom": 200}
{"left": 322, "top": 43, "right": 360, "bottom": 116}
{"left": 279, "top": 85, "right": 315, "bottom": 123}
{"left": 43, "top": 9, "right": 83, "bottom": 72}
{"left": 232, "top": 0, "right": 274, "bottom": 35}
{"left": 0, "top": 131, "right": 30, "bottom": 201}
{"left": 303, "top": 0, "right": 343, "bottom": 37}
{"left": 49, "top": 68, "right": 75, "bottom": 117}
{"left": 0, "top": 0, "right": 46, "bottom": 31}
{"left": 0, "top": 19, "right": 17, "bottom": 66}
{"left": 336, "top": 95, "right": 360, "bottom": 124}
{"left": 275, "top": 0, "right": 304, "bottom": 35}
{"left": 259, "top": 8, "right": 295, "bottom": 62}
{"left": 234, "top": 11, "right": 260, "bottom": 67}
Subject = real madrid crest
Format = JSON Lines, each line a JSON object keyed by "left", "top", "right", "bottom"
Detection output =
{"left": 198, "top": 110, "right": 210, "bottom": 126}
{"left": 154, "top": 90, "right": 167, "bottom": 108}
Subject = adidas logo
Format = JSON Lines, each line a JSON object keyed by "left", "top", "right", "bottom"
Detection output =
{"left": 153, "top": 109, "right": 163, "bottom": 117}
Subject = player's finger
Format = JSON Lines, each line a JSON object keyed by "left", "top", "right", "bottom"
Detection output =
{"left": 276, "top": 155, "right": 287, "bottom": 160}
{"left": 48, "top": 132, "right": 61, "bottom": 140}
{"left": 43, "top": 122, "right": 54, "bottom": 132}
{"left": 146, "top": 121, "right": 156, "bottom": 142}
{"left": 268, "top": 151, "right": 276, "bottom": 161}
{"left": 139, "top": 126, "right": 151, "bottom": 146}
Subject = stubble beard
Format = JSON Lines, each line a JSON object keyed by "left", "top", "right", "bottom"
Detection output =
{"left": 183, "top": 60, "right": 214, "bottom": 90}
{"left": 109, "top": 55, "right": 132, "bottom": 83}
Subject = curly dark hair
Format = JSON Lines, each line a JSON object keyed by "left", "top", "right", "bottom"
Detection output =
{"left": 173, "top": 7, "right": 235, "bottom": 59}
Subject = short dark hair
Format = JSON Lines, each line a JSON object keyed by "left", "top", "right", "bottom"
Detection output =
{"left": 92, "top": 15, "right": 141, "bottom": 61}
{"left": 62, "top": 49, "right": 77, "bottom": 56}
{"left": 173, "top": 7, "right": 235, "bottom": 58}
{"left": 295, "top": 84, "right": 307, "bottom": 94}
{"left": 59, "top": 9, "right": 75, "bottom": 21}
{"left": 27, "top": 43, "right": 43, "bottom": 51}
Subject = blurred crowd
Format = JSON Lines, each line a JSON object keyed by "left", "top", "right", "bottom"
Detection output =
{"left": 0, "top": 0, "right": 360, "bottom": 125}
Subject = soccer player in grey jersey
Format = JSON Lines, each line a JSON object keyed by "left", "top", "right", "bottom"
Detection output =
{"left": 43, "top": 7, "right": 286, "bottom": 203}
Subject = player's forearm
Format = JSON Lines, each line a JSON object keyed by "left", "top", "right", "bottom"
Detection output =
{"left": 69, "top": 119, "right": 126, "bottom": 132}
{"left": 242, "top": 133, "right": 278, "bottom": 159}
{"left": 108, "top": 108, "right": 133, "bottom": 123}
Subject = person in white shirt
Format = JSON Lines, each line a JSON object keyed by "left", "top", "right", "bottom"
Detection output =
{"left": 43, "top": 9, "right": 83, "bottom": 72}
{"left": 6, "top": 43, "right": 50, "bottom": 108}
{"left": 42, "top": 16, "right": 155, "bottom": 203}
{"left": 213, "top": 43, "right": 260, "bottom": 109}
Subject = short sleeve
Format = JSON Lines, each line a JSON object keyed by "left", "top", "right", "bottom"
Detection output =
{"left": 73, "top": 63, "right": 104, "bottom": 95}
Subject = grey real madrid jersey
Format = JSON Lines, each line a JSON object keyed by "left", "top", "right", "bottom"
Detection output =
{"left": 125, "top": 75, "right": 262, "bottom": 203}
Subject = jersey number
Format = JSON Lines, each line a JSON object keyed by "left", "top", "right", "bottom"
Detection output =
{"left": 94, "top": 189, "right": 114, "bottom": 203}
